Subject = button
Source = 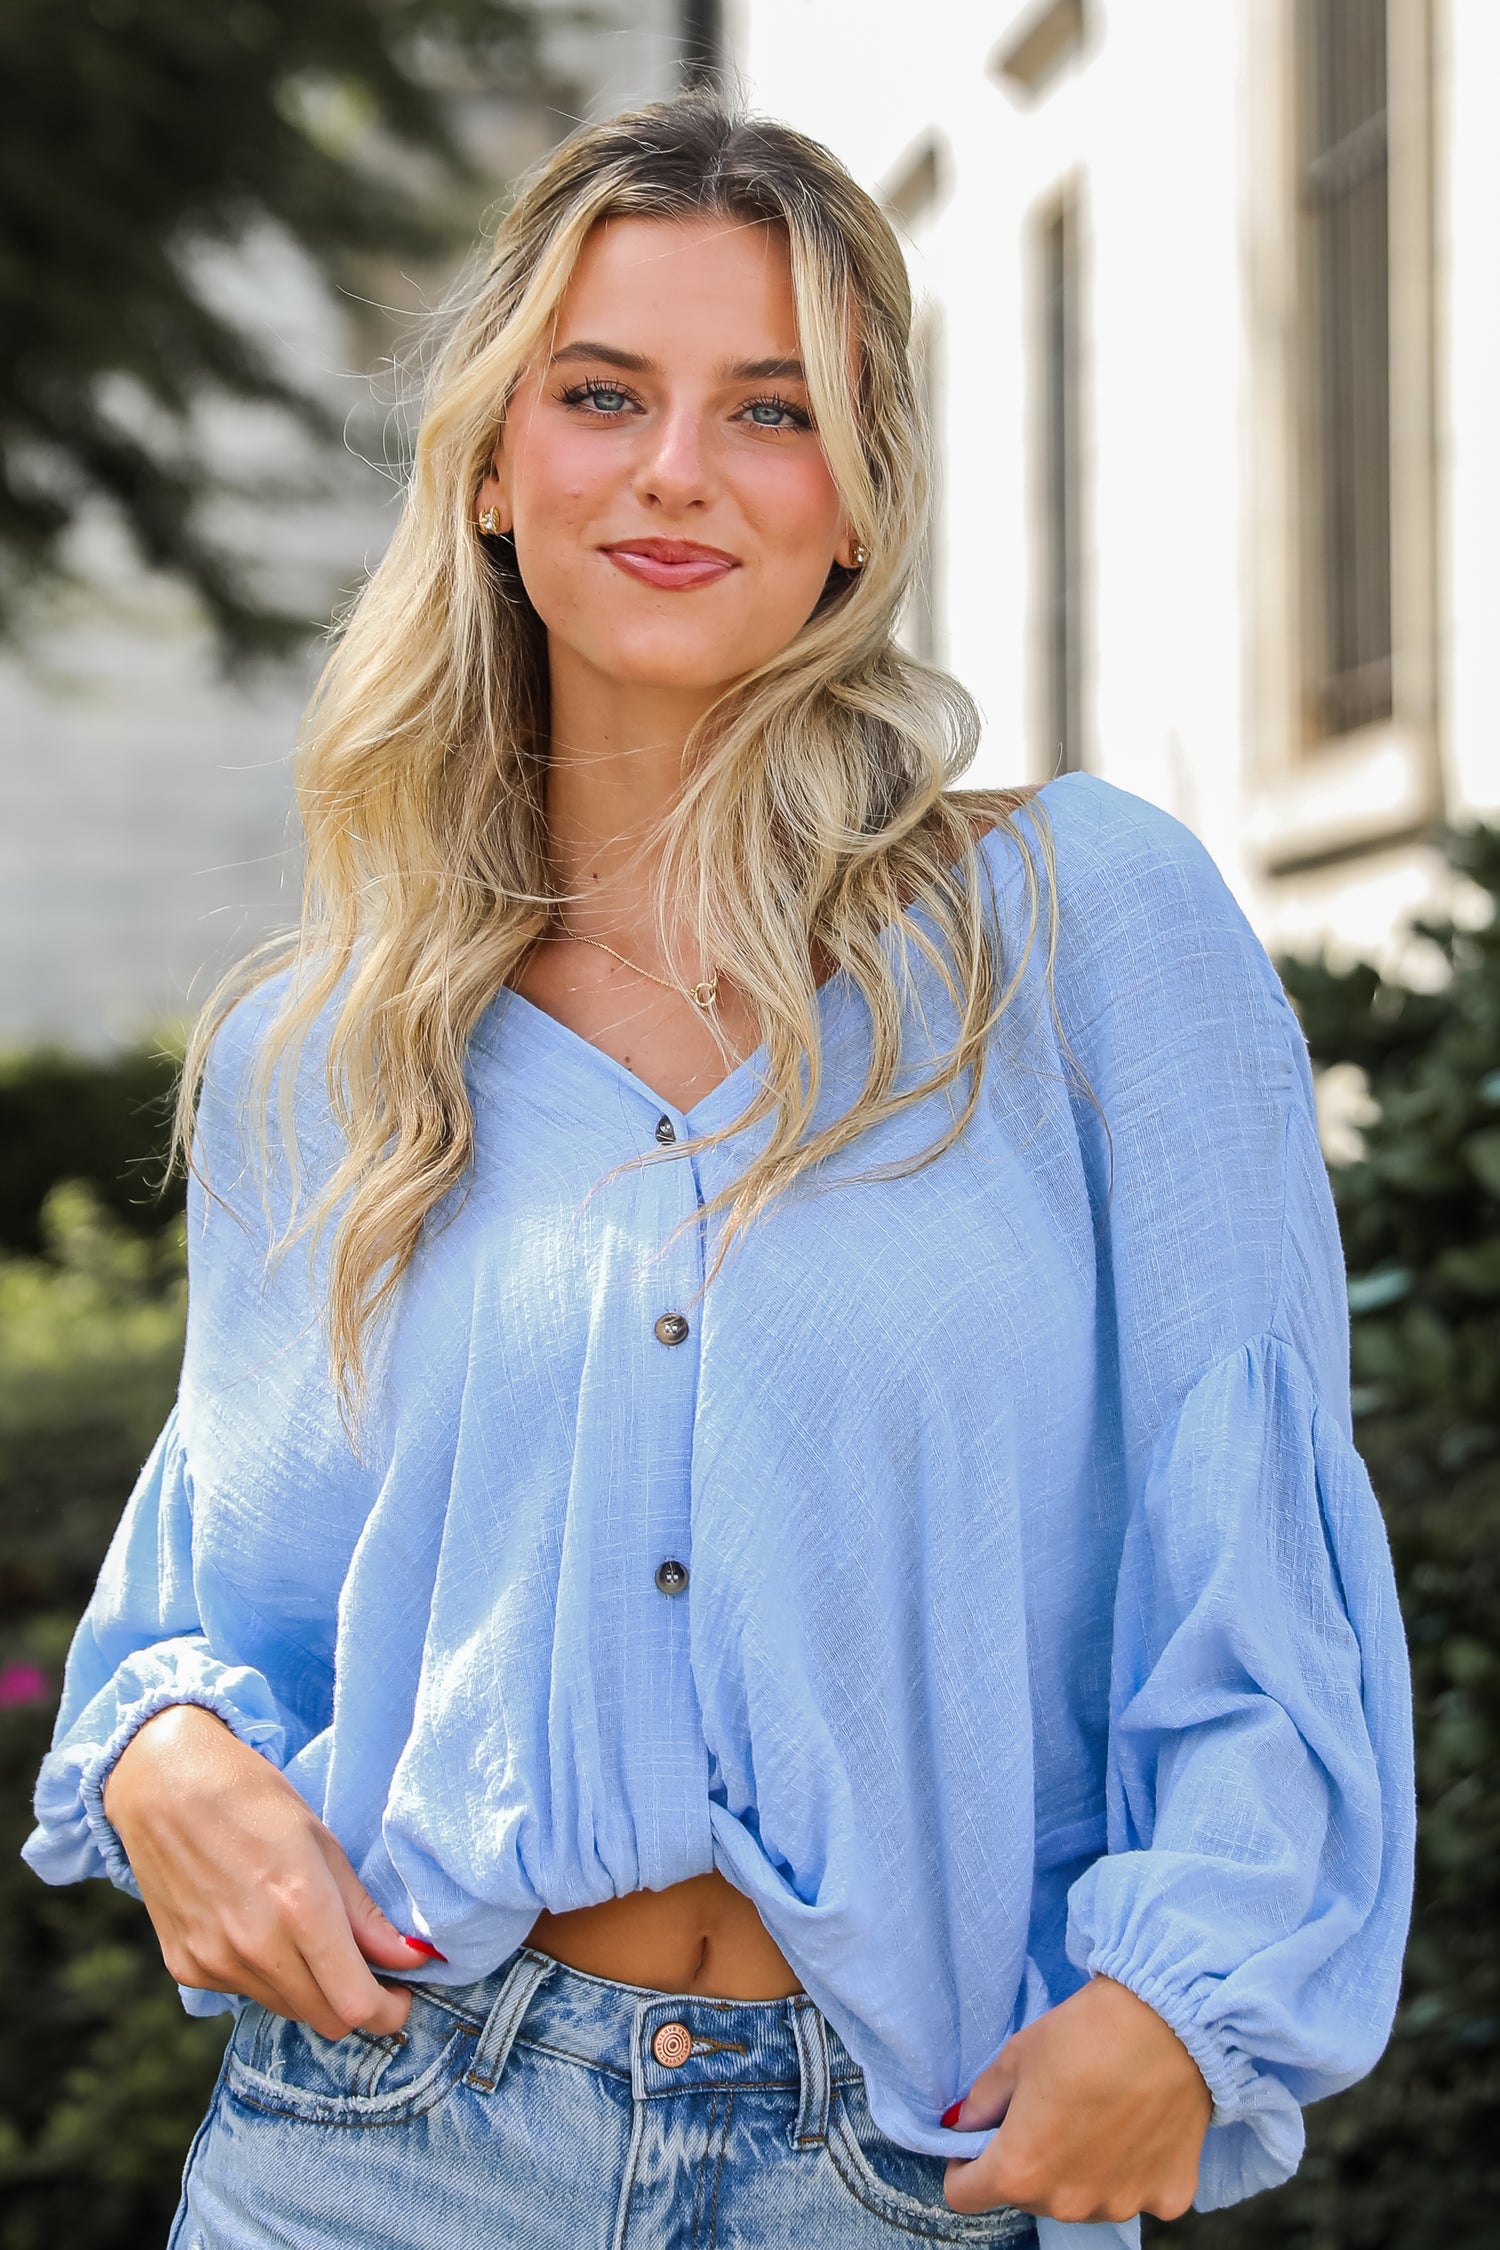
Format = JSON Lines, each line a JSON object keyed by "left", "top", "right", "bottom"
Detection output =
{"left": 652, "top": 2021, "right": 693, "bottom": 2067}
{"left": 654, "top": 1311, "right": 689, "bottom": 1346}
{"left": 654, "top": 1113, "right": 676, "bottom": 1145}
{"left": 654, "top": 1558, "right": 690, "bottom": 1596}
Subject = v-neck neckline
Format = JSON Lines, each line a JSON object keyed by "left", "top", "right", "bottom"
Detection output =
{"left": 471, "top": 808, "right": 1032, "bottom": 1133}
{"left": 493, "top": 972, "right": 842, "bottom": 1132}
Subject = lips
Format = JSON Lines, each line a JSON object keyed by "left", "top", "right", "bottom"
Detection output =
{"left": 602, "top": 537, "right": 740, "bottom": 591}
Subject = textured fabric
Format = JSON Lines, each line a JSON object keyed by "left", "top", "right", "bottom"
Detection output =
{"left": 25, "top": 774, "right": 1414, "bottom": 2246}
{"left": 169, "top": 1946, "right": 1039, "bottom": 2248}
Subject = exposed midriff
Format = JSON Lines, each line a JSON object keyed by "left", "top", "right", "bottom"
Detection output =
{"left": 527, "top": 1870, "right": 803, "bottom": 1999}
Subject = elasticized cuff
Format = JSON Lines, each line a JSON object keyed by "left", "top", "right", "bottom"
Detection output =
{"left": 1080, "top": 1948, "right": 1259, "bottom": 2124}
{"left": 1077, "top": 1948, "right": 1306, "bottom": 2210}
{"left": 79, "top": 1682, "right": 288, "bottom": 1892}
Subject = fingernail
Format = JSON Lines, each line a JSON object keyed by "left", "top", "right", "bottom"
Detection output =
{"left": 941, "top": 2100, "right": 964, "bottom": 2129}
{"left": 401, "top": 1936, "right": 447, "bottom": 1961}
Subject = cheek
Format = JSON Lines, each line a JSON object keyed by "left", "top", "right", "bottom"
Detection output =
{"left": 741, "top": 457, "right": 844, "bottom": 611}
{"left": 741, "top": 450, "right": 842, "bottom": 560}
{"left": 512, "top": 425, "right": 603, "bottom": 527}
{"left": 507, "top": 434, "right": 606, "bottom": 620}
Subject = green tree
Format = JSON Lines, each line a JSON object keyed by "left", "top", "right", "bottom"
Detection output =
{"left": 1151, "top": 826, "right": 1500, "bottom": 2248}
{"left": 0, "top": 0, "right": 544, "bottom": 663}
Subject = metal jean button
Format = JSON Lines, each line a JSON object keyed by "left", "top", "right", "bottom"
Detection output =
{"left": 652, "top": 2021, "right": 693, "bottom": 2067}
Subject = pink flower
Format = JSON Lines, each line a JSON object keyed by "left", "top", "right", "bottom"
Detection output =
{"left": 0, "top": 1659, "right": 50, "bottom": 1709}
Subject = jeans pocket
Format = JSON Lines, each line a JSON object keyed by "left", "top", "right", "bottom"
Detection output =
{"left": 223, "top": 1985, "right": 481, "bottom": 2127}
{"left": 825, "top": 2081, "right": 1036, "bottom": 2244}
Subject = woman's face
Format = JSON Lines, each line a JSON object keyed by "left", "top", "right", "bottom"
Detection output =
{"left": 477, "top": 215, "right": 858, "bottom": 697}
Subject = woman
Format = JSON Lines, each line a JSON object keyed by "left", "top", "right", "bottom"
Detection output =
{"left": 25, "top": 94, "right": 1412, "bottom": 2250}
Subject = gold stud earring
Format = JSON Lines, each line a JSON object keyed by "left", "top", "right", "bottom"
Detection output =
{"left": 478, "top": 506, "right": 504, "bottom": 536}
{"left": 851, "top": 541, "right": 867, "bottom": 569}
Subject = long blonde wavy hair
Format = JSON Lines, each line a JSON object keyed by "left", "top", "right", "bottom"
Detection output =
{"left": 179, "top": 91, "right": 1056, "bottom": 1413}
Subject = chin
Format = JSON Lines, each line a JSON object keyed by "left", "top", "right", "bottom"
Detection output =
{"left": 590, "top": 635, "right": 765, "bottom": 692}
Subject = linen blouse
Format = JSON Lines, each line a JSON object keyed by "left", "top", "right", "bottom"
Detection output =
{"left": 25, "top": 773, "right": 1414, "bottom": 2249}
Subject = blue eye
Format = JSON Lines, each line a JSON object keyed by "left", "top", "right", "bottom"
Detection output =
{"left": 558, "top": 379, "right": 637, "bottom": 415}
{"left": 743, "top": 393, "right": 811, "bottom": 431}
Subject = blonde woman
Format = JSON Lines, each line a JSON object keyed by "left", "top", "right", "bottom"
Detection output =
{"left": 26, "top": 95, "right": 1412, "bottom": 2250}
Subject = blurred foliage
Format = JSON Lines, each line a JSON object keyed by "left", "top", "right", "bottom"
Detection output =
{"left": 0, "top": 1182, "right": 185, "bottom": 1625}
{"left": 3, "top": 833, "right": 1499, "bottom": 2238}
{"left": 0, "top": 0, "right": 546, "bottom": 662}
{"left": 0, "top": 1044, "right": 182, "bottom": 1258}
{"left": 1150, "top": 822, "right": 1500, "bottom": 2248}
{"left": 0, "top": 1180, "right": 210, "bottom": 2248}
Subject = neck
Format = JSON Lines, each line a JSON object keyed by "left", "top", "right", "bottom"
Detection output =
{"left": 543, "top": 654, "right": 723, "bottom": 937}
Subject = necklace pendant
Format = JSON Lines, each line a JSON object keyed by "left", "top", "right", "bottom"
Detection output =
{"left": 691, "top": 976, "right": 719, "bottom": 1010}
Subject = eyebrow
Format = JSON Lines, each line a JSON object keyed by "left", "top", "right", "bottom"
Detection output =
{"left": 550, "top": 341, "right": 807, "bottom": 382}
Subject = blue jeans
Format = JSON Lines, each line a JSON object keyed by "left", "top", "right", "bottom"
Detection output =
{"left": 169, "top": 1946, "right": 1038, "bottom": 2247}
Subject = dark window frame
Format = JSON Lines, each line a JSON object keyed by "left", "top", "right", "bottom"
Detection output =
{"left": 1298, "top": 0, "right": 1394, "bottom": 743}
{"left": 680, "top": 0, "right": 722, "bottom": 85}
{"left": 1039, "top": 190, "right": 1085, "bottom": 775}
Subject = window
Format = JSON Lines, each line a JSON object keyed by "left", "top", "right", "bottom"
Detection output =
{"left": 1040, "top": 192, "right": 1084, "bottom": 773}
{"left": 1299, "top": 0, "right": 1393, "bottom": 742}
{"left": 1242, "top": 0, "right": 1439, "bottom": 872}
{"left": 882, "top": 135, "right": 948, "bottom": 668}
{"left": 680, "top": 0, "right": 722, "bottom": 85}
{"left": 906, "top": 313, "right": 943, "bottom": 664}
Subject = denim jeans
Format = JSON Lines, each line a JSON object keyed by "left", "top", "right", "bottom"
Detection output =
{"left": 169, "top": 1946, "right": 1038, "bottom": 2248}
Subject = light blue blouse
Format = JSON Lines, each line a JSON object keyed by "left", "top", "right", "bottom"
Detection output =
{"left": 25, "top": 774, "right": 1414, "bottom": 2249}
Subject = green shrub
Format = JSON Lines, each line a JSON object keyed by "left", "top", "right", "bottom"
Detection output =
{"left": 0, "top": 1185, "right": 226, "bottom": 2250}
{"left": 0, "top": 1048, "right": 183, "bottom": 1259}
{"left": 1151, "top": 826, "right": 1500, "bottom": 2248}
{"left": 0, "top": 1184, "right": 186, "bottom": 1621}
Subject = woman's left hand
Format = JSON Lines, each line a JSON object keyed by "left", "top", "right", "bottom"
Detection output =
{"left": 942, "top": 1975, "right": 1211, "bottom": 2226}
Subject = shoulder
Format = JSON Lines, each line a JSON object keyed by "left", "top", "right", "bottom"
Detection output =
{"left": 199, "top": 970, "right": 295, "bottom": 1106}
{"left": 196, "top": 966, "right": 301, "bottom": 1146}
{"left": 976, "top": 777, "right": 1309, "bottom": 1124}
{"left": 984, "top": 772, "right": 1295, "bottom": 1031}
{"left": 1002, "top": 771, "right": 1234, "bottom": 921}
{"left": 193, "top": 963, "right": 347, "bottom": 1204}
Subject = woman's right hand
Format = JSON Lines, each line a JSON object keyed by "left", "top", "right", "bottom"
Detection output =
{"left": 102, "top": 1703, "right": 431, "bottom": 2039}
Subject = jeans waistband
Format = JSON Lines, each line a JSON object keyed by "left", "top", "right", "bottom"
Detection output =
{"left": 421, "top": 1947, "right": 861, "bottom": 2144}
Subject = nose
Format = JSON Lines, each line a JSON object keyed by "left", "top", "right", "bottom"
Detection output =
{"left": 632, "top": 402, "right": 714, "bottom": 514}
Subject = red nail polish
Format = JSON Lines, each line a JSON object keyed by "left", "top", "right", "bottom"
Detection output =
{"left": 941, "top": 2101, "right": 964, "bottom": 2128}
{"left": 401, "top": 1936, "right": 447, "bottom": 1961}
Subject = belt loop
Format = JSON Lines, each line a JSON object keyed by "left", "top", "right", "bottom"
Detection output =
{"left": 789, "top": 1996, "right": 831, "bottom": 2148}
{"left": 464, "top": 1948, "right": 557, "bottom": 2093}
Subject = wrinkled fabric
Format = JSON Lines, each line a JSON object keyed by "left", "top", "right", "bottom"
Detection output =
{"left": 26, "top": 775, "right": 1414, "bottom": 2246}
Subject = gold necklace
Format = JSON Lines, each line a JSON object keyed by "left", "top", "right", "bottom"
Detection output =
{"left": 558, "top": 923, "right": 720, "bottom": 1011}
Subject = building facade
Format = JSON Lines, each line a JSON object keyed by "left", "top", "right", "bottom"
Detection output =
{"left": 730, "top": 0, "right": 1500, "bottom": 970}
{"left": 5, "top": 0, "right": 1494, "bottom": 1046}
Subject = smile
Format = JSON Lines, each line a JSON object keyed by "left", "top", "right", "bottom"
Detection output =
{"left": 601, "top": 538, "right": 740, "bottom": 591}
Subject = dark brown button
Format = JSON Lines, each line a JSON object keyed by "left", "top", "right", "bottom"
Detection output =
{"left": 654, "top": 1558, "right": 690, "bottom": 1596}
{"left": 654, "top": 1114, "right": 676, "bottom": 1145}
{"left": 654, "top": 1311, "right": 689, "bottom": 1346}
{"left": 652, "top": 2021, "right": 693, "bottom": 2067}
